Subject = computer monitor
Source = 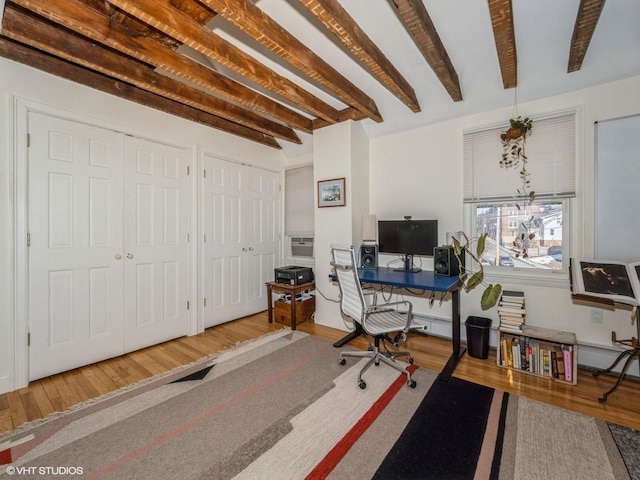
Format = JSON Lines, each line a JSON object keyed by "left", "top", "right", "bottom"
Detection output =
{"left": 378, "top": 219, "right": 438, "bottom": 272}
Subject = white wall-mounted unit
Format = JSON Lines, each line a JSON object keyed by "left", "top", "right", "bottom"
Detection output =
{"left": 291, "top": 237, "right": 314, "bottom": 258}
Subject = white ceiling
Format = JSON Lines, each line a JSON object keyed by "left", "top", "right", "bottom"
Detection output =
{"left": 211, "top": 0, "right": 640, "bottom": 158}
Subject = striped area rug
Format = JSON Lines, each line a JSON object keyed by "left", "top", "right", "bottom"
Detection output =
{"left": 0, "top": 331, "right": 637, "bottom": 479}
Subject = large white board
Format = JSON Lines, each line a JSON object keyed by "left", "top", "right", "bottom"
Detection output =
{"left": 595, "top": 114, "right": 640, "bottom": 263}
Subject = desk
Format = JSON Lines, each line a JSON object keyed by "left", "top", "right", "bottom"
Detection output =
{"left": 266, "top": 281, "right": 315, "bottom": 330}
{"left": 332, "top": 268, "right": 463, "bottom": 381}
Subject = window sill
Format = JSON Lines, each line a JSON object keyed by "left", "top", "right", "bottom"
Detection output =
{"left": 482, "top": 266, "right": 570, "bottom": 289}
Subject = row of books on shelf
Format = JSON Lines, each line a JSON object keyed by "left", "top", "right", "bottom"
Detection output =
{"left": 499, "top": 335, "right": 574, "bottom": 382}
{"left": 498, "top": 290, "right": 525, "bottom": 333}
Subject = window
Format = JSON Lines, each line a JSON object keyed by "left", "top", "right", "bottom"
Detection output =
{"left": 464, "top": 112, "right": 576, "bottom": 271}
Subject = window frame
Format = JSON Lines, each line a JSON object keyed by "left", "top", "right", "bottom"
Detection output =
{"left": 462, "top": 109, "right": 579, "bottom": 287}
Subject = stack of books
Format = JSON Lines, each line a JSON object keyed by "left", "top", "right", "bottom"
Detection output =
{"left": 497, "top": 290, "right": 525, "bottom": 333}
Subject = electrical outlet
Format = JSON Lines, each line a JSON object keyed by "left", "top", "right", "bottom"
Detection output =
{"left": 590, "top": 308, "right": 603, "bottom": 324}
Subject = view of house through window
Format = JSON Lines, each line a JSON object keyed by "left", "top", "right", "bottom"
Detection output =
{"left": 475, "top": 201, "right": 563, "bottom": 270}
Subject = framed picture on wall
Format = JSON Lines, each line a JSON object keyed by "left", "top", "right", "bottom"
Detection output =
{"left": 317, "top": 177, "right": 346, "bottom": 207}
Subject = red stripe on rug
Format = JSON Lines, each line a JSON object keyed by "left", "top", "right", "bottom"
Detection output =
{"left": 305, "top": 364, "right": 418, "bottom": 480}
{"left": 0, "top": 448, "right": 12, "bottom": 465}
{"left": 84, "top": 340, "right": 333, "bottom": 480}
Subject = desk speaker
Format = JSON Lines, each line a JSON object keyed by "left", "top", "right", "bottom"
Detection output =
{"left": 434, "top": 246, "right": 461, "bottom": 276}
{"left": 360, "top": 244, "right": 378, "bottom": 269}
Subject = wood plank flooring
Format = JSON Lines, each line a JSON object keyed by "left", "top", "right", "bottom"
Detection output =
{"left": 1, "top": 312, "right": 639, "bottom": 435}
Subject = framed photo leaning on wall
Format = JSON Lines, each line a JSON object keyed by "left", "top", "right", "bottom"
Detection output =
{"left": 318, "top": 177, "right": 346, "bottom": 207}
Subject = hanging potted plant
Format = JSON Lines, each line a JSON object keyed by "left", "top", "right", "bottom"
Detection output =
{"left": 500, "top": 116, "right": 533, "bottom": 169}
{"left": 500, "top": 116, "right": 536, "bottom": 258}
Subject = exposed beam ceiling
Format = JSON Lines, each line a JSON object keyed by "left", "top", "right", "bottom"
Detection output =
{"left": 299, "top": 0, "right": 420, "bottom": 113}
{"left": 198, "top": 0, "right": 382, "bottom": 123}
{"left": 108, "top": 0, "right": 343, "bottom": 124}
{"left": 0, "top": 0, "right": 633, "bottom": 154}
{"left": 0, "top": 35, "right": 280, "bottom": 148}
{"left": 10, "top": 0, "right": 310, "bottom": 137}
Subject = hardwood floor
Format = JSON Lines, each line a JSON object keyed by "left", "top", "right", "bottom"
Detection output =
{"left": 1, "top": 312, "right": 639, "bottom": 436}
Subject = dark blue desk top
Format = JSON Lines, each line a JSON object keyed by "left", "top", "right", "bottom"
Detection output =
{"left": 356, "top": 268, "right": 460, "bottom": 292}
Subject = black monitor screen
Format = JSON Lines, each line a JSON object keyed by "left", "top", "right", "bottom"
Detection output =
{"left": 378, "top": 220, "right": 438, "bottom": 257}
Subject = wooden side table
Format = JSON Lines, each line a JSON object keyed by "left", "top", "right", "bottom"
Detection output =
{"left": 266, "top": 281, "right": 315, "bottom": 330}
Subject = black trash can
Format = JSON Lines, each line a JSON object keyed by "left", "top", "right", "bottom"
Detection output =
{"left": 465, "top": 316, "right": 492, "bottom": 359}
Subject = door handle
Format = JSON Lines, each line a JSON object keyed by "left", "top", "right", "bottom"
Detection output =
{"left": 127, "top": 253, "right": 134, "bottom": 259}
{"left": 114, "top": 254, "right": 122, "bottom": 260}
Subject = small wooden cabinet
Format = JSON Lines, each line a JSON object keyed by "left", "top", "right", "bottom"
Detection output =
{"left": 497, "top": 325, "right": 578, "bottom": 385}
{"left": 273, "top": 296, "right": 315, "bottom": 327}
{"left": 266, "top": 281, "right": 315, "bottom": 330}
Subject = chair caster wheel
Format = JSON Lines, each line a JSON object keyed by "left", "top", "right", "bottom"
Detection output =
{"left": 339, "top": 358, "right": 346, "bottom": 365}
{"left": 598, "top": 394, "right": 608, "bottom": 403}
{"left": 407, "top": 356, "right": 414, "bottom": 364}
{"left": 408, "top": 380, "right": 417, "bottom": 388}
{"left": 359, "top": 380, "right": 367, "bottom": 389}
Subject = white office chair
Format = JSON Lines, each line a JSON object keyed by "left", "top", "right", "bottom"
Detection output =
{"left": 331, "top": 244, "right": 417, "bottom": 389}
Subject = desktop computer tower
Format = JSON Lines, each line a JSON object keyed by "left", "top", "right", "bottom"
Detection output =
{"left": 434, "top": 246, "right": 463, "bottom": 276}
{"left": 360, "top": 244, "right": 378, "bottom": 269}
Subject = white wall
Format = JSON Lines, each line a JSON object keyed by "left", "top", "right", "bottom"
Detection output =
{"left": 313, "top": 121, "right": 370, "bottom": 331}
{"left": 365, "top": 75, "right": 640, "bottom": 372}
{"left": 0, "top": 57, "right": 285, "bottom": 393}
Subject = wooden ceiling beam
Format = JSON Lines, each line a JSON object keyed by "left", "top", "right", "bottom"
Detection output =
{"left": 488, "top": 0, "right": 517, "bottom": 89}
{"left": 299, "top": 0, "right": 420, "bottom": 113}
{"left": 1, "top": 5, "right": 297, "bottom": 143}
{"left": 11, "top": 0, "right": 314, "bottom": 134}
{"left": 108, "top": 0, "right": 342, "bottom": 123}
{"left": 0, "top": 36, "right": 281, "bottom": 149}
{"left": 198, "top": 0, "right": 383, "bottom": 123}
{"left": 387, "top": 0, "right": 462, "bottom": 102}
{"left": 567, "top": 0, "right": 606, "bottom": 73}
{"left": 312, "top": 107, "right": 368, "bottom": 130}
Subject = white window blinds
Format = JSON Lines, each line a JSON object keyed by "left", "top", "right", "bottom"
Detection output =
{"left": 285, "top": 165, "right": 314, "bottom": 235}
{"left": 464, "top": 113, "right": 576, "bottom": 202}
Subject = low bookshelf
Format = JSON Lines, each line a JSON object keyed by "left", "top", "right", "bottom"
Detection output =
{"left": 497, "top": 325, "right": 578, "bottom": 385}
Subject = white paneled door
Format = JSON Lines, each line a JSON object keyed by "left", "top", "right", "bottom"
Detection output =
{"left": 28, "top": 113, "right": 189, "bottom": 380}
{"left": 244, "top": 167, "right": 279, "bottom": 314}
{"left": 123, "top": 136, "right": 189, "bottom": 351}
{"left": 202, "top": 155, "right": 280, "bottom": 327}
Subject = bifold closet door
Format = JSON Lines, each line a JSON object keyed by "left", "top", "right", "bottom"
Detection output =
{"left": 27, "top": 113, "right": 190, "bottom": 381}
{"left": 28, "top": 113, "right": 125, "bottom": 380}
{"left": 243, "top": 167, "right": 279, "bottom": 315}
{"left": 201, "top": 155, "right": 280, "bottom": 327}
{"left": 122, "top": 136, "right": 189, "bottom": 351}
{"left": 202, "top": 156, "right": 247, "bottom": 325}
